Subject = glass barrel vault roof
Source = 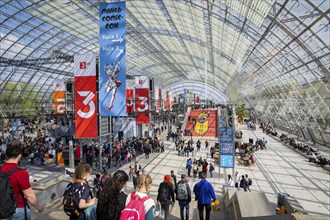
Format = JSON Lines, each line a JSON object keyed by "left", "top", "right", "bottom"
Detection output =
{"left": 0, "top": 0, "right": 329, "bottom": 144}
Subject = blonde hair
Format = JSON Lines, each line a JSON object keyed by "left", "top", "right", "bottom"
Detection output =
{"left": 136, "top": 173, "right": 152, "bottom": 191}
{"left": 74, "top": 164, "right": 93, "bottom": 180}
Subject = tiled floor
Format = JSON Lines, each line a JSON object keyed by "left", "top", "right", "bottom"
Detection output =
{"left": 29, "top": 124, "right": 329, "bottom": 219}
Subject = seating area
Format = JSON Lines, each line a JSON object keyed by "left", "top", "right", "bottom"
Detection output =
{"left": 235, "top": 141, "right": 258, "bottom": 167}
{"left": 277, "top": 133, "right": 330, "bottom": 169}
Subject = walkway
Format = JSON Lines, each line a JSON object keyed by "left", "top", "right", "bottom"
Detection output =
{"left": 27, "top": 125, "right": 329, "bottom": 219}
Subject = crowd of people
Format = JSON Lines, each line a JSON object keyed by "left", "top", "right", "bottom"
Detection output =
{"left": 279, "top": 133, "right": 329, "bottom": 167}
{"left": 61, "top": 163, "right": 216, "bottom": 220}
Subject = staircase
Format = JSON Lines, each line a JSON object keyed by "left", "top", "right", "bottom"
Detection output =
{"left": 185, "top": 109, "right": 217, "bottom": 137}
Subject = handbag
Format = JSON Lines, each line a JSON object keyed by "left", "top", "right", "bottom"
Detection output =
{"left": 153, "top": 201, "right": 162, "bottom": 217}
{"left": 235, "top": 182, "right": 238, "bottom": 188}
{"left": 211, "top": 199, "right": 221, "bottom": 211}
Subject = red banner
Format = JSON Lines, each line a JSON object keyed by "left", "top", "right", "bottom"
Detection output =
{"left": 165, "top": 90, "right": 170, "bottom": 110}
{"left": 74, "top": 76, "right": 97, "bottom": 138}
{"left": 136, "top": 88, "right": 149, "bottom": 124}
{"left": 74, "top": 54, "right": 97, "bottom": 138}
{"left": 126, "top": 88, "right": 133, "bottom": 113}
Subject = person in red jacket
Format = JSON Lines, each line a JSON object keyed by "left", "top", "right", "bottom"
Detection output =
{"left": 2, "top": 143, "right": 44, "bottom": 219}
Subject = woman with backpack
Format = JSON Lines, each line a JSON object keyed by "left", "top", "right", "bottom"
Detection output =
{"left": 121, "top": 173, "right": 155, "bottom": 220}
{"left": 96, "top": 170, "right": 129, "bottom": 220}
{"left": 62, "top": 164, "right": 96, "bottom": 220}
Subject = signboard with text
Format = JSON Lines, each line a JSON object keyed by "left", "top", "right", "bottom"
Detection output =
{"left": 219, "top": 107, "right": 234, "bottom": 168}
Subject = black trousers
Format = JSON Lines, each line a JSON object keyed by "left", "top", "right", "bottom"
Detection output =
{"left": 198, "top": 203, "right": 211, "bottom": 220}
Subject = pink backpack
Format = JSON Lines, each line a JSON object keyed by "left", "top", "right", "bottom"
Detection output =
{"left": 120, "top": 192, "right": 149, "bottom": 220}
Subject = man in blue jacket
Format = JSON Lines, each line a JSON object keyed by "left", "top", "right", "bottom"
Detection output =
{"left": 193, "top": 172, "right": 216, "bottom": 220}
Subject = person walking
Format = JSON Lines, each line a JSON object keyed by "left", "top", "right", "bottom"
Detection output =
{"left": 186, "top": 158, "right": 192, "bottom": 177}
{"left": 1, "top": 143, "right": 44, "bottom": 219}
{"left": 209, "top": 163, "right": 214, "bottom": 178}
{"left": 97, "top": 170, "right": 129, "bottom": 220}
{"left": 245, "top": 174, "right": 251, "bottom": 192}
{"left": 157, "top": 175, "right": 175, "bottom": 220}
{"left": 128, "top": 166, "right": 134, "bottom": 181}
{"left": 240, "top": 175, "right": 248, "bottom": 192}
{"left": 171, "top": 170, "right": 177, "bottom": 190}
{"left": 234, "top": 171, "right": 240, "bottom": 188}
{"left": 175, "top": 174, "right": 191, "bottom": 220}
{"left": 125, "top": 173, "right": 155, "bottom": 219}
{"left": 62, "top": 164, "right": 96, "bottom": 220}
{"left": 193, "top": 172, "right": 216, "bottom": 220}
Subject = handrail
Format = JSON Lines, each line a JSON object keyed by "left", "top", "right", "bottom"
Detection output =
{"left": 181, "top": 107, "right": 191, "bottom": 130}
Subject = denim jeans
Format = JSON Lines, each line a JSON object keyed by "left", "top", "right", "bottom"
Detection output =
{"left": 160, "top": 201, "right": 171, "bottom": 220}
{"left": 8, "top": 207, "right": 30, "bottom": 220}
{"left": 179, "top": 201, "right": 189, "bottom": 220}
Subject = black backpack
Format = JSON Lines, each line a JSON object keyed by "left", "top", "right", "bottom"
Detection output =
{"left": 158, "top": 184, "right": 170, "bottom": 202}
{"left": 63, "top": 182, "right": 84, "bottom": 217}
{"left": 0, "top": 167, "right": 24, "bottom": 219}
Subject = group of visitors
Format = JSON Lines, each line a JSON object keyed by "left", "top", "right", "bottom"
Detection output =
{"left": 227, "top": 171, "right": 252, "bottom": 192}
{"left": 61, "top": 163, "right": 216, "bottom": 220}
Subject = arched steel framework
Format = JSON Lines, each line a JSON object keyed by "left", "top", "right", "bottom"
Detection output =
{"left": 0, "top": 0, "right": 329, "bottom": 145}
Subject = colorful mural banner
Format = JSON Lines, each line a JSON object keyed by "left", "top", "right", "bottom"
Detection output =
{"left": 99, "top": 2, "right": 126, "bottom": 116}
{"left": 136, "top": 88, "right": 150, "bottom": 124}
{"left": 74, "top": 54, "right": 98, "bottom": 138}
{"left": 54, "top": 79, "right": 66, "bottom": 115}
{"left": 126, "top": 88, "right": 134, "bottom": 113}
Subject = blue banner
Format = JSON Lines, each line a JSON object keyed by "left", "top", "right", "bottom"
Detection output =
{"left": 99, "top": 2, "right": 126, "bottom": 116}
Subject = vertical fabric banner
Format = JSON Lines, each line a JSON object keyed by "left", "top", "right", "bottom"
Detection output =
{"left": 99, "top": 2, "right": 126, "bottom": 116}
{"left": 174, "top": 96, "right": 177, "bottom": 104}
{"left": 165, "top": 90, "right": 170, "bottom": 110}
{"left": 158, "top": 88, "right": 162, "bottom": 110}
{"left": 183, "top": 88, "right": 187, "bottom": 108}
{"left": 54, "top": 79, "right": 66, "bottom": 115}
{"left": 74, "top": 54, "right": 97, "bottom": 138}
{"left": 136, "top": 88, "right": 149, "bottom": 124}
{"left": 135, "top": 76, "right": 149, "bottom": 88}
{"left": 126, "top": 88, "right": 133, "bottom": 113}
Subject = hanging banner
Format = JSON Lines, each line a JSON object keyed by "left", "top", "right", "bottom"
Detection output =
{"left": 135, "top": 76, "right": 149, "bottom": 88}
{"left": 165, "top": 90, "right": 170, "bottom": 111}
{"left": 74, "top": 54, "right": 97, "bottom": 138}
{"left": 54, "top": 80, "right": 66, "bottom": 115}
{"left": 126, "top": 88, "right": 134, "bottom": 113}
{"left": 136, "top": 88, "right": 149, "bottom": 124}
{"left": 158, "top": 88, "right": 162, "bottom": 110}
{"left": 173, "top": 96, "right": 177, "bottom": 104}
{"left": 183, "top": 88, "right": 187, "bottom": 108}
{"left": 99, "top": 2, "right": 126, "bottom": 116}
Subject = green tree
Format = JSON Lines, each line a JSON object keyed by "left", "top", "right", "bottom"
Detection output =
{"left": 236, "top": 104, "right": 248, "bottom": 120}
{"left": 0, "top": 82, "right": 41, "bottom": 117}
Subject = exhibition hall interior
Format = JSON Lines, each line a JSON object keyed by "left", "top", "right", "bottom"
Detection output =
{"left": 0, "top": 0, "right": 329, "bottom": 220}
